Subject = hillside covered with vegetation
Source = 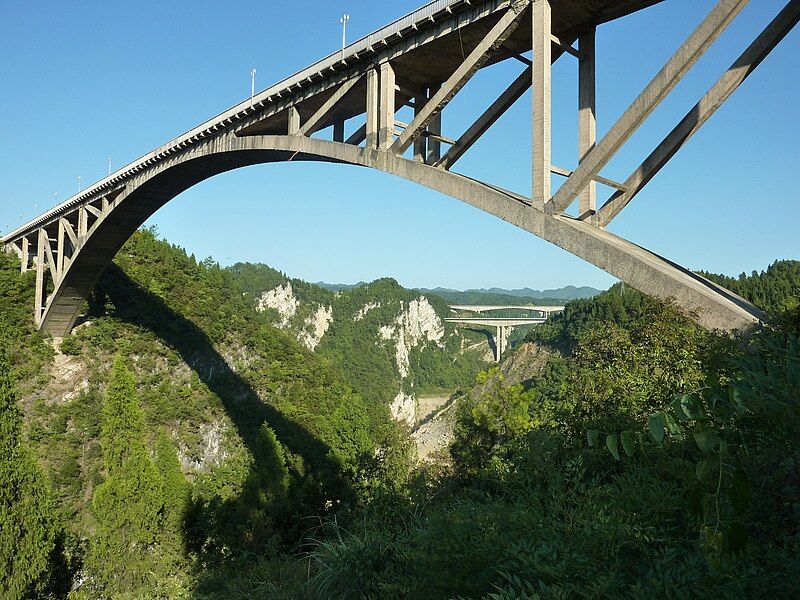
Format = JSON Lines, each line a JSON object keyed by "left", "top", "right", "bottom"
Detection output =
{"left": 0, "top": 231, "right": 412, "bottom": 598}
{"left": 1, "top": 234, "right": 798, "bottom": 597}
{"left": 228, "top": 262, "right": 490, "bottom": 409}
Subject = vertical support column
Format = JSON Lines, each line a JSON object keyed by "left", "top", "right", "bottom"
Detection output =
{"left": 288, "top": 106, "right": 301, "bottom": 135}
{"left": 21, "top": 237, "right": 29, "bottom": 273}
{"left": 495, "top": 325, "right": 502, "bottom": 362}
{"left": 413, "top": 92, "right": 428, "bottom": 162}
{"left": 78, "top": 207, "right": 88, "bottom": 239}
{"left": 35, "top": 229, "right": 46, "bottom": 325}
{"left": 333, "top": 119, "right": 345, "bottom": 142}
{"left": 379, "top": 61, "right": 396, "bottom": 149}
{"left": 578, "top": 27, "right": 597, "bottom": 217}
{"left": 366, "top": 68, "right": 379, "bottom": 150}
{"left": 57, "top": 219, "right": 66, "bottom": 277}
{"left": 426, "top": 84, "right": 442, "bottom": 164}
{"left": 101, "top": 197, "right": 109, "bottom": 212}
{"left": 532, "top": 0, "right": 552, "bottom": 211}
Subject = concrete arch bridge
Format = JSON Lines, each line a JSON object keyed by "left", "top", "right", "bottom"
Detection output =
{"left": 4, "top": 0, "right": 798, "bottom": 336}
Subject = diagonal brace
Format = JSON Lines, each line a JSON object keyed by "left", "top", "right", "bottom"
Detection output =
{"left": 43, "top": 232, "right": 57, "bottom": 279}
{"left": 60, "top": 218, "right": 78, "bottom": 246}
{"left": 390, "top": 4, "right": 528, "bottom": 155}
{"left": 595, "top": 0, "right": 800, "bottom": 227}
{"left": 437, "top": 40, "right": 570, "bottom": 170}
{"left": 546, "top": 0, "right": 750, "bottom": 214}
{"left": 299, "top": 74, "right": 364, "bottom": 137}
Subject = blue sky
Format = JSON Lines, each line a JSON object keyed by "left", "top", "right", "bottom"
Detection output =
{"left": 1, "top": 0, "right": 797, "bottom": 290}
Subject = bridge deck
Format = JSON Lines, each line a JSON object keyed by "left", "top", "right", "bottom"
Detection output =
{"left": 3, "top": 0, "right": 663, "bottom": 244}
{"left": 446, "top": 317, "right": 547, "bottom": 326}
{"left": 449, "top": 304, "right": 565, "bottom": 312}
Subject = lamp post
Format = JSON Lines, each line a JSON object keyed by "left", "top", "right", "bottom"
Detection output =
{"left": 77, "top": 176, "right": 82, "bottom": 193}
{"left": 250, "top": 68, "right": 256, "bottom": 107}
{"left": 340, "top": 13, "right": 350, "bottom": 57}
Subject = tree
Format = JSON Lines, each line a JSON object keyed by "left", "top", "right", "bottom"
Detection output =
{"left": 0, "top": 350, "right": 57, "bottom": 599}
{"left": 451, "top": 369, "right": 533, "bottom": 476}
{"left": 85, "top": 356, "right": 164, "bottom": 594}
{"left": 155, "top": 430, "right": 190, "bottom": 548}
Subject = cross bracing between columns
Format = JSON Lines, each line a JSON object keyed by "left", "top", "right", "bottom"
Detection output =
{"left": 595, "top": 0, "right": 800, "bottom": 227}
{"left": 546, "top": 0, "right": 750, "bottom": 215}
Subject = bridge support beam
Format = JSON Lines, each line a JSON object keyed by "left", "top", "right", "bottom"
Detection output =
{"left": 34, "top": 230, "right": 46, "bottom": 326}
{"left": 595, "top": 0, "right": 800, "bottom": 227}
{"left": 532, "top": 0, "right": 552, "bottom": 211}
{"left": 412, "top": 90, "right": 428, "bottom": 161}
{"left": 379, "top": 61, "right": 396, "bottom": 149}
{"left": 333, "top": 119, "right": 345, "bottom": 142}
{"left": 366, "top": 68, "right": 379, "bottom": 149}
{"left": 578, "top": 27, "right": 596, "bottom": 218}
{"left": 547, "top": 0, "right": 750, "bottom": 214}
{"left": 425, "top": 84, "right": 442, "bottom": 164}
{"left": 288, "top": 106, "right": 301, "bottom": 135}
{"left": 20, "top": 237, "right": 29, "bottom": 273}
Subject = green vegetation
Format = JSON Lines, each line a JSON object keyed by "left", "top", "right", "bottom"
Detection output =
{"left": 0, "top": 230, "right": 411, "bottom": 597}
{"left": 82, "top": 356, "right": 183, "bottom": 597}
{"left": 299, "top": 287, "right": 800, "bottom": 597}
{"left": 0, "top": 349, "right": 58, "bottom": 600}
{"left": 229, "top": 264, "right": 488, "bottom": 404}
{"left": 1, "top": 234, "right": 799, "bottom": 597}
{"left": 702, "top": 259, "right": 800, "bottom": 313}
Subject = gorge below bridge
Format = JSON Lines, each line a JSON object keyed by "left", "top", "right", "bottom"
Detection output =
{"left": 4, "top": 0, "right": 798, "bottom": 336}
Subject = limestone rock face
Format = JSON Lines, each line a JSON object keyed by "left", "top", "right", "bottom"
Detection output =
{"left": 178, "top": 422, "right": 229, "bottom": 473}
{"left": 298, "top": 304, "right": 334, "bottom": 351}
{"left": 389, "top": 390, "right": 416, "bottom": 426}
{"left": 354, "top": 301, "right": 381, "bottom": 321}
{"left": 257, "top": 282, "right": 298, "bottom": 327}
{"left": 380, "top": 297, "right": 444, "bottom": 378}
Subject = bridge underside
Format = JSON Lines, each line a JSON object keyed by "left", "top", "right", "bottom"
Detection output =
{"left": 4, "top": 0, "right": 795, "bottom": 336}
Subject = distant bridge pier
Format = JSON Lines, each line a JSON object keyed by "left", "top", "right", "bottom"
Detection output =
{"left": 446, "top": 314, "right": 549, "bottom": 362}
{"left": 495, "top": 324, "right": 511, "bottom": 362}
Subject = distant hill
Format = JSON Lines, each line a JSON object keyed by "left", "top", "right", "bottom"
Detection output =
{"left": 417, "top": 285, "right": 601, "bottom": 306}
{"left": 315, "top": 281, "right": 368, "bottom": 292}
{"left": 232, "top": 267, "right": 491, "bottom": 416}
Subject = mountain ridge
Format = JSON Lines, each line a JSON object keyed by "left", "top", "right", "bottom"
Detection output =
{"left": 314, "top": 283, "right": 601, "bottom": 306}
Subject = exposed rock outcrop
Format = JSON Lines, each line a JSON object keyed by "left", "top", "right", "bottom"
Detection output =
{"left": 390, "top": 390, "right": 416, "bottom": 426}
{"left": 178, "top": 421, "right": 229, "bottom": 473}
{"left": 257, "top": 282, "right": 298, "bottom": 327}
{"left": 354, "top": 301, "right": 381, "bottom": 321}
{"left": 380, "top": 297, "right": 444, "bottom": 378}
{"left": 298, "top": 304, "right": 334, "bottom": 351}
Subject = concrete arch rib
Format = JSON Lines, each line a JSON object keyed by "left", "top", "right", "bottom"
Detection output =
{"left": 41, "top": 133, "right": 761, "bottom": 336}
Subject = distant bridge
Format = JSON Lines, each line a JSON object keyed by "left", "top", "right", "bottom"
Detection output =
{"left": 3, "top": 0, "right": 794, "bottom": 336}
{"left": 449, "top": 304, "right": 565, "bottom": 315}
{"left": 446, "top": 315, "right": 548, "bottom": 361}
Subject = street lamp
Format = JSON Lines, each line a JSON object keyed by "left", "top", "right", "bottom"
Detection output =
{"left": 340, "top": 13, "right": 350, "bottom": 54}
{"left": 108, "top": 157, "right": 112, "bottom": 175}
{"left": 77, "top": 176, "right": 82, "bottom": 192}
{"left": 250, "top": 68, "right": 256, "bottom": 107}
